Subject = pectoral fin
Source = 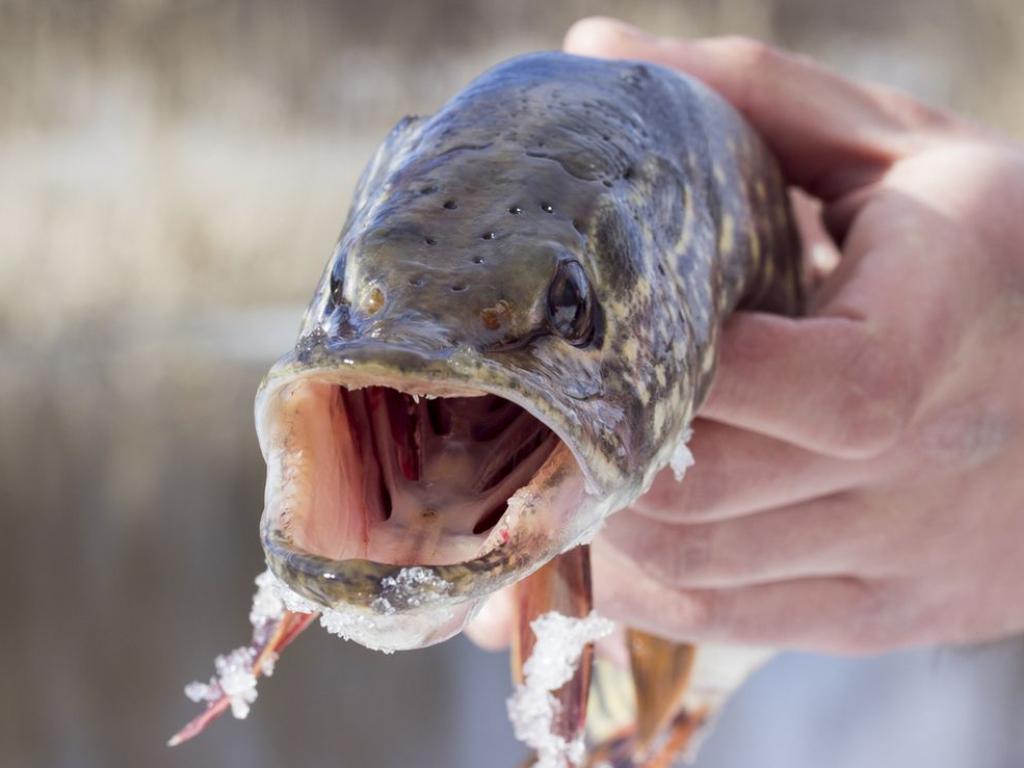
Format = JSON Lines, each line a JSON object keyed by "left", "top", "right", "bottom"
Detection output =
{"left": 627, "top": 631, "right": 699, "bottom": 755}
{"left": 584, "top": 632, "right": 706, "bottom": 767}
{"left": 511, "top": 545, "right": 595, "bottom": 763}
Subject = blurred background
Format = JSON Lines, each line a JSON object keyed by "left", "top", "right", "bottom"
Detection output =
{"left": 2, "top": 1, "right": 1023, "bottom": 767}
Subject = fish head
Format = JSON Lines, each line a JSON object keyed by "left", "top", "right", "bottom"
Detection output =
{"left": 255, "top": 55, "right": 700, "bottom": 651}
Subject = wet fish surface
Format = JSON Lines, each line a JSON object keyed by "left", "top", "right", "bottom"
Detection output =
{"left": 173, "top": 52, "right": 802, "bottom": 765}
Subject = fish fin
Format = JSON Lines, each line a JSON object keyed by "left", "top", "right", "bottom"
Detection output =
{"left": 633, "top": 705, "right": 710, "bottom": 768}
{"left": 511, "top": 545, "right": 595, "bottom": 761}
{"left": 586, "top": 657, "right": 637, "bottom": 746}
{"left": 167, "top": 610, "right": 316, "bottom": 747}
{"left": 627, "top": 631, "right": 698, "bottom": 761}
{"left": 583, "top": 632, "right": 700, "bottom": 767}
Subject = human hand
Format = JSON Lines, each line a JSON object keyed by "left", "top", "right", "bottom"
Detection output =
{"left": 469, "top": 18, "right": 1024, "bottom": 654}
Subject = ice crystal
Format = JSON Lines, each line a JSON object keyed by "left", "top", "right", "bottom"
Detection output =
{"left": 507, "top": 611, "right": 614, "bottom": 768}
{"left": 183, "top": 646, "right": 259, "bottom": 719}
{"left": 670, "top": 426, "right": 695, "bottom": 482}
{"left": 371, "top": 566, "right": 452, "bottom": 614}
{"left": 182, "top": 566, "right": 460, "bottom": 722}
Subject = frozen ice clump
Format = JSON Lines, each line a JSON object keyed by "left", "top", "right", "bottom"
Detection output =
{"left": 184, "top": 647, "right": 259, "bottom": 719}
{"left": 182, "top": 566, "right": 458, "bottom": 723}
{"left": 181, "top": 571, "right": 298, "bottom": 721}
{"left": 507, "top": 610, "right": 614, "bottom": 768}
{"left": 250, "top": 569, "right": 289, "bottom": 627}
{"left": 370, "top": 566, "right": 453, "bottom": 615}
{"left": 670, "top": 426, "right": 694, "bottom": 482}
{"left": 254, "top": 567, "right": 453, "bottom": 653}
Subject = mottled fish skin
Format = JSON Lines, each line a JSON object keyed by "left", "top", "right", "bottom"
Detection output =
{"left": 259, "top": 52, "right": 800, "bottom": 614}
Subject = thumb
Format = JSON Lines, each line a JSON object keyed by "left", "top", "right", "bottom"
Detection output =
{"left": 563, "top": 17, "right": 954, "bottom": 202}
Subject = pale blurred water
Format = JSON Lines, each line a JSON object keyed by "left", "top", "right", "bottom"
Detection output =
{"left": 3, "top": 1, "right": 1023, "bottom": 766}
{"left": 0, "top": 317, "right": 524, "bottom": 768}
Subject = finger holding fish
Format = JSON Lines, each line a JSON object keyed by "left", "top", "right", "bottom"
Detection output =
{"left": 601, "top": 492, "right": 906, "bottom": 591}
{"left": 592, "top": 537, "right": 889, "bottom": 654}
{"left": 629, "top": 419, "right": 878, "bottom": 524}
{"left": 562, "top": 17, "right": 967, "bottom": 204}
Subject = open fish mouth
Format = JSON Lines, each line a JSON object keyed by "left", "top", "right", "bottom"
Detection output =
{"left": 255, "top": 341, "right": 597, "bottom": 644}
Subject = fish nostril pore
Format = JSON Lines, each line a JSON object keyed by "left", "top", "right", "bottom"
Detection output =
{"left": 480, "top": 299, "right": 511, "bottom": 330}
{"left": 362, "top": 286, "right": 385, "bottom": 314}
{"left": 451, "top": 283, "right": 467, "bottom": 292}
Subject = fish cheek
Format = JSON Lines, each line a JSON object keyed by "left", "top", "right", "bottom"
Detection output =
{"left": 590, "top": 199, "right": 643, "bottom": 294}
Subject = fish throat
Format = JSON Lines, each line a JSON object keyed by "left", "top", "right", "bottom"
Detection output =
{"left": 274, "top": 380, "right": 564, "bottom": 567}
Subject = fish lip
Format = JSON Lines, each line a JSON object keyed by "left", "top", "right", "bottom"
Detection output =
{"left": 260, "top": 525, "right": 551, "bottom": 614}
{"left": 254, "top": 337, "right": 599, "bottom": 617}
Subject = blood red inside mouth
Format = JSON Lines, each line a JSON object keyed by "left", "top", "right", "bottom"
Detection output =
{"left": 272, "top": 382, "right": 561, "bottom": 566}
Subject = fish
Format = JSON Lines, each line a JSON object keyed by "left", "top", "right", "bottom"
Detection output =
{"left": 171, "top": 51, "right": 802, "bottom": 766}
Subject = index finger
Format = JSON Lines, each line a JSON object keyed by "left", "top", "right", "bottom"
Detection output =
{"left": 563, "top": 18, "right": 956, "bottom": 201}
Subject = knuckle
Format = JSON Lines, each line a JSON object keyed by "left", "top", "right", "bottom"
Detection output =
{"left": 833, "top": 580, "right": 896, "bottom": 654}
{"left": 867, "top": 83, "right": 957, "bottom": 135}
{"left": 718, "top": 36, "right": 777, "bottom": 70}
{"left": 715, "top": 37, "right": 778, "bottom": 112}
{"left": 563, "top": 16, "right": 632, "bottom": 54}
{"left": 671, "top": 588, "right": 719, "bottom": 635}
{"left": 828, "top": 331, "right": 917, "bottom": 457}
{"left": 666, "top": 523, "right": 717, "bottom": 584}
{"left": 634, "top": 523, "right": 710, "bottom": 588}
{"left": 902, "top": 98, "right": 955, "bottom": 132}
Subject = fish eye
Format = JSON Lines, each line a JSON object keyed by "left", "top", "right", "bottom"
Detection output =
{"left": 546, "top": 260, "right": 595, "bottom": 346}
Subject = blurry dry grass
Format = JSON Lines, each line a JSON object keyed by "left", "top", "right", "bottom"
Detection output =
{"left": 1, "top": 0, "right": 1021, "bottom": 342}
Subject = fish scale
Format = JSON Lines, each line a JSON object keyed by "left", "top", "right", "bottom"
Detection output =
{"left": 172, "top": 51, "right": 802, "bottom": 765}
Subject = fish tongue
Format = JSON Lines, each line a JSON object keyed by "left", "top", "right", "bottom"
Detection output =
{"left": 167, "top": 610, "right": 316, "bottom": 747}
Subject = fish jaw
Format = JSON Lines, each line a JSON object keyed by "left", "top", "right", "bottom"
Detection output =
{"left": 254, "top": 339, "right": 627, "bottom": 651}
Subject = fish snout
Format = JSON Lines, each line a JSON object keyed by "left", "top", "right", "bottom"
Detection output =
{"left": 359, "top": 313, "right": 461, "bottom": 353}
{"left": 339, "top": 274, "right": 541, "bottom": 353}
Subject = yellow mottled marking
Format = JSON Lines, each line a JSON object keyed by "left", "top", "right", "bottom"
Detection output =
{"left": 634, "top": 277, "right": 652, "bottom": 302}
{"left": 748, "top": 221, "right": 761, "bottom": 261}
{"left": 713, "top": 164, "right": 726, "bottom": 186}
{"left": 653, "top": 401, "right": 667, "bottom": 436}
{"left": 718, "top": 214, "right": 735, "bottom": 254}
{"left": 672, "top": 186, "right": 694, "bottom": 254}
{"left": 622, "top": 337, "right": 640, "bottom": 364}
{"left": 717, "top": 290, "right": 729, "bottom": 313}
{"left": 701, "top": 350, "right": 716, "bottom": 373}
{"left": 635, "top": 379, "right": 651, "bottom": 406}
{"left": 754, "top": 179, "right": 767, "bottom": 202}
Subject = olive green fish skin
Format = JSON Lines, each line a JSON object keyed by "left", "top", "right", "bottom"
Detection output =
{"left": 262, "top": 53, "right": 801, "bottom": 617}
{"left": 293, "top": 51, "right": 800, "bottom": 493}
